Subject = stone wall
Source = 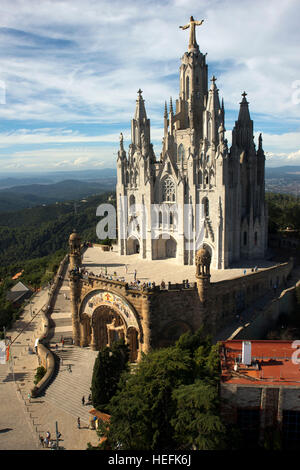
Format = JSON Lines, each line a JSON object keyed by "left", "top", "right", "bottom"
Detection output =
{"left": 207, "top": 260, "right": 294, "bottom": 335}
{"left": 221, "top": 382, "right": 300, "bottom": 443}
{"left": 31, "top": 254, "right": 69, "bottom": 397}
{"left": 73, "top": 260, "right": 294, "bottom": 356}
{"left": 234, "top": 285, "right": 296, "bottom": 340}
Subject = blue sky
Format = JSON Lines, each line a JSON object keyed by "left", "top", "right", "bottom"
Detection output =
{"left": 0, "top": 0, "right": 299, "bottom": 173}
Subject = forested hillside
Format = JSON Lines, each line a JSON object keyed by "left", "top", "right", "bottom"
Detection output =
{"left": 266, "top": 192, "right": 300, "bottom": 232}
{"left": 0, "top": 179, "right": 115, "bottom": 213}
{"left": 0, "top": 192, "right": 115, "bottom": 267}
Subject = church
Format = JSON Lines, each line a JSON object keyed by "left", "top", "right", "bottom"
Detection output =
{"left": 67, "top": 18, "right": 287, "bottom": 363}
{"left": 116, "top": 16, "right": 268, "bottom": 269}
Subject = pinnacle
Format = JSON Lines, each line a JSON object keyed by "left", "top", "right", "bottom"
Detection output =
{"left": 238, "top": 91, "right": 251, "bottom": 122}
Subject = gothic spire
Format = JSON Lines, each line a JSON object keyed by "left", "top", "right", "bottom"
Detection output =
{"left": 134, "top": 89, "right": 148, "bottom": 121}
{"left": 238, "top": 91, "right": 251, "bottom": 122}
{"left": 164, "top": 101, "right": 168, "bottom": 118}
{"left": 131, "top": 89, "right": 151, "bottom": 151}
{"left": 232, "top": 92, "right": 254, "bottom": 149}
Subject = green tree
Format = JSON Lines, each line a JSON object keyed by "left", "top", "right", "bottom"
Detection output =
{"left": 171, "top": 380, "right": 226, "bottom": 450}
{"left": 91, "top": 340, "right": 129, "bottom": 412}
{"left": 98, "top": 330, "right": 227, "bottom": 450}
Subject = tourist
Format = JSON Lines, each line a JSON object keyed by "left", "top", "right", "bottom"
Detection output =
{"left": 50, "top": 440, "right": 56, "bottom": 450}
{"left": 39, "top": 435, "right": 44, "bottom": 448}
{"left": 82, "top": 395, "right": 85, "bottom": 406}
{"left": 77, "top": 417, "right": 80, "bottom": 429}
{"left": 134, "top": 269, "right": 137, "bottom": 281}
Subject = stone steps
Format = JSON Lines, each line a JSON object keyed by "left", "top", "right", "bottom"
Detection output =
{"left": 43, "top": 346, "right": 98, "bottom": 423}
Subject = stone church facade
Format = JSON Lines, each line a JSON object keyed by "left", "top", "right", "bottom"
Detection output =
{"left": 116, "top": 17, "right": 267, "bottom": 269}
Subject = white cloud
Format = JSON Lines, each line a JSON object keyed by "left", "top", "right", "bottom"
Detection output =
{"left": 0, "top": 0, "right": 298, "bottom": 170}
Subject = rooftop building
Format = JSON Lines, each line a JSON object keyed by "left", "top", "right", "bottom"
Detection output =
{"left": 220, "top": 340, "right": 300, "bottom": 449}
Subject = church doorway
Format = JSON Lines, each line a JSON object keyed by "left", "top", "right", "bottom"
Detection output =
{"left": 91, "top": 305, "right": 139, "bottom": 361}
{"left": 92, "top": 305, "right": 125, "bottom": 350}
{"left": 153, "top": 235, "right": 177, "bottom": 259}
{"left": 127, "top": 236, "right": 140, "bottom": 254}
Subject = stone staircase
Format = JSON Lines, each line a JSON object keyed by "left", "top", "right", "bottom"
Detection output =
{"left": 42, "top": 345, "right": 98, "bottom": 424}
{"left": 38, "top": 273, "right": 100, "bottom": 424}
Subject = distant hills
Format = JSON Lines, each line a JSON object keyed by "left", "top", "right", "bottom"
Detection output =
{"left": 0, "top": 168, "right": 117, "bottom": 189}
{"left": 0, "top": 165, "right": 298, "bottom": 214}
{"left": 0, "top": 169, "right": 117, "bottom": 213}
{"left": 265, "top": 166, "right": 300, "bottom": 196}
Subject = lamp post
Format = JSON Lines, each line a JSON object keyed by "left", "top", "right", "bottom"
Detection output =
{"left": 55, "top": 421, "right": 61, "bottom": 449}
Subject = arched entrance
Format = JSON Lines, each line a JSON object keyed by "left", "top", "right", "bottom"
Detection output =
{"left": 92, "top": 305, "right": 125, "bottom": 350}
{"left": 80, "top": 289, "right": 142, "bottom": 362}
{"left": 127, "top": 236, "right": 140, "bottom": 254}
{"left": 153, "top": 235, "right": 177, "bottom": 259}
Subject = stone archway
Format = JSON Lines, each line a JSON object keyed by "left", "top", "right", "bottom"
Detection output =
{"left": 153, "top": 235, "right": 177, "bottom": 259}
{"left": 127, "top": 236, "right": 140, "bottom": 254}
{"left": 92, "top": 305, "right": 126, "bottom": 350}
{"left": 79, "top": 289, "right": 142, "bottom": 362}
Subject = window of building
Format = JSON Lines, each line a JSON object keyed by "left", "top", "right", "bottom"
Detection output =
{"left": 202, "top": 197, "right": 209, "bottom": 217}
{"left": 186, "top": 76, "right": 189, "bottom": 99}
{"left": 159, "top": 211, "right": 162, "bottom": 227}
{"left": 178, "top": 144, "right": 185, "bottom": 164}
{"left": 254, "top": 232, "right": 258, "bottom": 245}
{"left": 162, "top": 177, "right": 176, "bottom": 202}
{"left": 243, "top": 231, "right": 247, "bottom": 246}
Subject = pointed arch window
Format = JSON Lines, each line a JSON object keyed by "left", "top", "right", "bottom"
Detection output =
{"left": 186, "top": 76, "right": 190, "bottom": 100}
{"left": 162, "top": 177, "right": 176, "bottom": 202}
{"left": 209, "top": 169, "right": 215, "bottom": 186}
{"left": 198, "top": 170, "right": 202, "bottom": 185}
{"left": 159, "top": 211, "right": 162, "bottom": 227}
{"left": 202, "top": 197, "right": 209, "bottom": 217}
{"left": 178, "top": 144, "right": 185, "bottom": 164}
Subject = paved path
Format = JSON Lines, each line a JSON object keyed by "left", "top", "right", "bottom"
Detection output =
{"left": 0, "top": 279, "right": 100, "bottom": 450}
{"left": 82, "top": 246, "right": 278, "bottom": 285}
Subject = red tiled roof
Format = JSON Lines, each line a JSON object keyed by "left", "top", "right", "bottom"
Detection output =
{"left": 220, "top": 340, "right": 300, "bottom": 386}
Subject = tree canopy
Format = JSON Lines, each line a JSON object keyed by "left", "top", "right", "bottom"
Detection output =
{"left": 97, "top": 329, "right": 227, "bottom": 450}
